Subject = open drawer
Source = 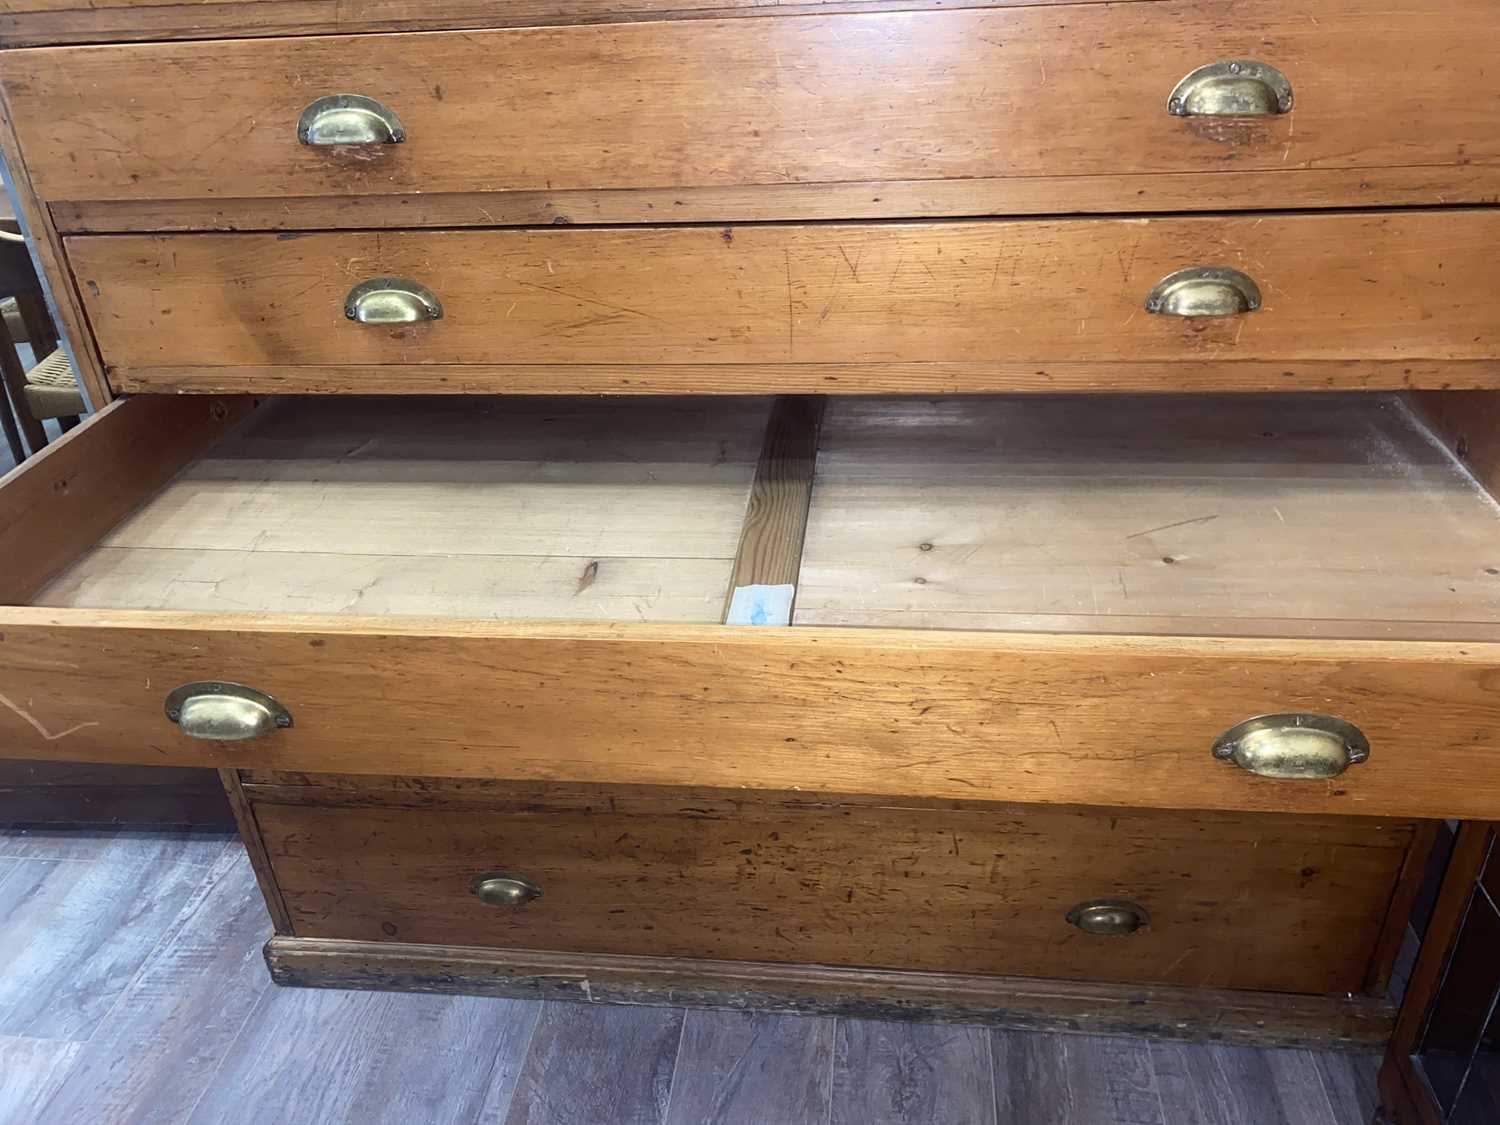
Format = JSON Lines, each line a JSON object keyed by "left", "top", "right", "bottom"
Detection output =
{"left": 4, "top": 390, "right": 1500, "bottom": 820}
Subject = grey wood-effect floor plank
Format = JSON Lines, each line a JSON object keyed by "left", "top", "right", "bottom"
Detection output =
{"left": 662, "top": 1009, "right": 834, "bottom": 1125}
{"left": 471, "top": 1002, "right": 544, "bottom": 1125}
{"left": 505, "top": 1002, "right": 684, "bottom": 1125}
{"left": 993, "top": 1031, "right": 1164, "bottom": 1125}
{"left": 188, "top": 983, "right": 537, "bottom": 1125}
{"left": 34, "top": 843, "right": 273, "bottom": 1125}
{"left": 1312, "top": 1051, "right": 1383, "bottom": 1125}
{"left": 0, "top": 830, "right": 233, "bottom": 1041}
{"left": 1149, "top": 1043, "right": 1341, "bottom": 1125}
{"left": 0, "top": 1035, "right": 81, "bottom": 1125}
{"left": 831, "top": 1019, "right": 996, "bottom": 1125}
{"left": 0, "top": 825, "right": 122, "bottom": 861}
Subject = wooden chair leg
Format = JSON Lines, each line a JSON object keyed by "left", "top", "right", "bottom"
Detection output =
{"left": 13, "top": 290, "right": 59, "bottom": 357}
{"left": 0, "top": 315, "right": 46, "bottom": 454}
{"left": 0, "top": 378, "right": 24, "bottom": 464}
{"left": 57, "top": 414, "right": 80, "bottom": 433}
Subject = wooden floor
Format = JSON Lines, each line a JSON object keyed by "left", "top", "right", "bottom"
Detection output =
{"left": 0, "top": 825, "right": 1386, "bottom": 1125}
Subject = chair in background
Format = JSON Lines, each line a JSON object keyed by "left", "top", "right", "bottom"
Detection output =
{"left": 0, "top": 223, "right": 79, "bottom": 464}
{"left": 20, "top": 346, "right": 84, "bottom": 434}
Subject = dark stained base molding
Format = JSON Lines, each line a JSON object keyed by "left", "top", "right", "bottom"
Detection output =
{"left": 265, "top": 937, "right": 1395, "bottom": 1050}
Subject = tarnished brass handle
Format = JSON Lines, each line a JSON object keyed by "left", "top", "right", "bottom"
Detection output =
{"left": 1213, "top": 713, "right": 1371, "bottom": 780}
{"left": 1067, "top": 899, "right": 1149, "bottom": 936}
{"left": 298, "top": 94, "right": 406, "bottom": 145}
{"left": 1168, "top": 61, "right": 1293, "bottom": 117}
{"left": 472, "top": 873, "right": 543, "bottom": 907}
{"left": 345, "top": 278, "right": 443, "bottom": 324}
{"left": 1145, "top": 267, "right": 1261, "bottom": 317}
{"left": 164, "top": 681, "right": 292, "bottom": 742}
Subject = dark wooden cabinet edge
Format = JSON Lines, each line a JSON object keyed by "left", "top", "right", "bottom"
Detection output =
{"left": 264, "top": 935, "right": 1395, "bottom": 1049}
{"left": 0, "top": 760, "right": 232, "bottom": 826}
{"left": 1377, "top": 822, "right": 1497, "bottom": 1124}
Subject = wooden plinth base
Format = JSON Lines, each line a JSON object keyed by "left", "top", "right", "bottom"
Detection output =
{"left": 266, "top": 937, "right": 1393, "bottom": 1049}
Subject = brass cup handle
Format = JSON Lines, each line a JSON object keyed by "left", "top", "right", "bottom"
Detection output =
{"left": 1145, "top": 267, "right": 1261, "bottom": 318}
{"left": 345, "top": 278, "right": 443, "bottom": 325}
{"left": 298, "top": 94, "right": 406, "bottom": 145}
{"left": 1168, "top": 60, "right": 1293, "bottom": 117}
{"left": 164, "top": 681, "right": 292, "bottom": 742}
{"left": 1067, "top": 899, "right": 1149, "bottom": 936}
{"left": 1212, "top": 713, "right": 1371, "bottom": 780}
{"left": 472, "top": 872, "right": 543, "bottom": 907}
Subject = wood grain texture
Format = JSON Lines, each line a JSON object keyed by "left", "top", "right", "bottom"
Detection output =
{"left": 108, "top": 360, "right": 1500, "bottom": 397}
{"left": 503, "top": 1002, "right": 681, "bottom": 1125}
{"left": 831, "top": 1020, "right": 997, "bottom": 1125}
{"left": 186, "top": 982, "right": 541, "bottom": 1124}
{"left": 0, "top": 822, "right": 119, "bottom": 860}
{"left": 0, "top": 829, "right": 230, "bottom": 1040}
{"left": 0, "top": 0, "right": 1145, "bottom": 49}
{"left": 34, "top": 395, "right": 765, "bottom": 623}
{"left": 266, "top": 937, "right": 1397, "bottom": 1048}
{"left": 0, "top": 1035, "right": 81, "bottom": 1122}
{"left": 7, "top": 2, "right": 1496, "bottom": 209}
{"left": 723, "top": 395, "right": 821, "bottom": 611}
{"left": 236, "top": 772, "right": 1418, "bottom": 828}
{"left": 4, "top": 612, "right": 1500, "bottom": 819}
{"left": 219, "top": 769, "right": 291, "bottom": 934}
{"left": 0, "top": 85, "right": 110, "bottom": 408}
{"left": 662, "top": 1010, "right": 834, "bottom": 1125}
{"left": 254, "top": 796, "right": 1410, "bottom": 993}
{"left": 1147, "top": 1041, "right": 1344, "bottom": 1125}
{"left": 1312, "top": 1051, "right": 1383, "bottom": 1125}
{"left": 50, "top": 165, "right": 1500, "bottom": 235}
{"left": 31, "top": 840, "right": 272, "bottom": 1125}
{"left": 38, "top": 547, "right": 741, "bottom": 622}
{"left": 68, "top": 213, "right": 1500, "bottom": 377}
{"left": 992, "top": 1031, "right": 1164, "bottom": 1125}
{"left": 0, "top": 393, "right": 256, "bottom": 604}
{"left": 797, "top": 395, "right": 1500, "bottom": 630}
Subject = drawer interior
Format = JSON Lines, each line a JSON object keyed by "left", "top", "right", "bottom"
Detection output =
{"left": 22, "top": 390, "right": 1500, "bottom": 640}
{"left": 797, "top": 393, "right": 1500, "bottom": 636}
{"left": 31, "top": 396, "right": 770, "bottom": 623}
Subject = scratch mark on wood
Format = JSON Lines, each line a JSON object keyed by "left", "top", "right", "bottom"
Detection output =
{"left": 514, "top": 281, "right": 663, "bottom": 322}
{"left": 838, "top": 245, "right": 861, "bottom": 282}
{"left": 785, "top": 248, "right": 795, "bottom": 356}
{"left": 1125, "top": 513, "right": 1221, "bottom": 540}
{"left": 0, "top": 691, "right": 101, "bottom": 742}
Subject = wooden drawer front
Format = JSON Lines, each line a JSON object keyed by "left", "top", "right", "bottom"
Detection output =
{"left": 69, "top": 211, "right": 1500, "bottom": 388}
{"left": 5, "top": 611, "right": 1500, "bottom": 821}
{"left": 254, "top": 791, "right": 1413, "bottom": 995}
{"left": 6, "top": 1, "right": 1495, "bottom": 213}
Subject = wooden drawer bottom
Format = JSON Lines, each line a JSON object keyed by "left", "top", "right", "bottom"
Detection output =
{"left": 247, "top": 779, "right": 1416, "bottom": 997}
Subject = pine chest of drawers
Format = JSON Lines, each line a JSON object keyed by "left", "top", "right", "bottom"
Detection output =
{"left": 1, "top": 0, "right": 1498, "bottom": 1049}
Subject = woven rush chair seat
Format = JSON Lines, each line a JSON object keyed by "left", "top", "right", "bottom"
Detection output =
{"left": 22, "top": 347, "right": 84, "bottom": 419}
